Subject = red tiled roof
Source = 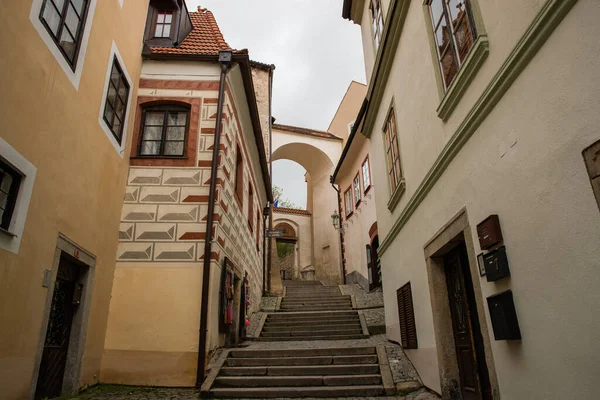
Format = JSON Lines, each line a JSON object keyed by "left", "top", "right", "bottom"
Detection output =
{"left": 150, "top": 7, "right": 237, "bottom": 56}
{"left": 272, "top": 123, "right": 343, "bottom": 140}
{"left": 273, "top": 207, "right": 312, "bottom": 216}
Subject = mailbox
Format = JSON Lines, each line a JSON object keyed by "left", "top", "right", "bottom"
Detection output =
{"left": 477, "top": 214, "right": 503, "bottom": 250}
{"left": 487, "top": 290, "right": 521, "bottom": 340}
{"left": 483, "top": 246, "right": 510, "bottom": 282}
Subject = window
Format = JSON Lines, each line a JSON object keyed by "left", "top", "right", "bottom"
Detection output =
{"left": 369, "top": 0, "right": 384, "bottom": 52}
{"left": 138, "top": 105, "right": 189, "bottom": 157}
{"left": 102, "top": 58, "right": 130, "bottom": 145}
{"left": 235, "top": 146, "right": 244, "bottom": 203}
{"left": 384, "top": 109, "right": 402, "bottom": 192}
{"left": 353, "top": 174, "right": 361, "bottom": 206}
{"left": 39, "top": 0, "right": 90, "bottom": 69}
{"left": 397, "top": 282, "right": 418, "bottom": 349}
{"left": 154, "top": 10, "right": 173, "bottom": 38}
{"left": 248, "top": 185, "right": 254, "bottom": 231}
{"left": 344, "top": 187, "right": 353, "bottom": 218}
{"left": 427, "top": 0, "right": 477, "bottom": 89}
{"left": 362, "top": 157, "right": 371, "bottom": 192}
{"left": 0, "top": 160, "right": 22, "bottom": 231}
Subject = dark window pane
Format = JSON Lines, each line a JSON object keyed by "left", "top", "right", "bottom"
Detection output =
{"left": 71, "top": 0, "right": 85, "bottom": 15}
{"left": 440, "top": 47, "right": 458, "bottom": 86}
{"left": 140, "top": 141, "right": 161, "bottom": 155}
{"left": 106, "top": 84, "right": 117, "bottom": 106}
{"left": 142, "top": 126, "right": 163, "bottom": 141}
{"left": 166, "top": 127, "right": 185, "bottom": 140}
{"left": 164, "top": 141, "right": 184, "bottom": 156}
{"left": 168, "top": 112, "right": 186, "bottom": 126}
{"left": 0, "top": 192, "right": 7, "bottom": 209}
{"left": 114, "top": 99, "right": 125, "bottom": 120}
{"left": 65, "top": 4, "right": 80, "bottom": 36}
{"left": 112, "top": 118, "right": 122, "bottom": 138}
{"left": 118, "top": 79, "right": 128, "bottom": 101}
{"left": 60, "top": 29, "right": 76, "bottom": 61}
{"left": 429, "top": 0, "right": 444, "bottom": 24}
{"left": 103, "top": 102, "right": 114, "bottom": 124}
{"left": 42, "top": 4, "right": 62, "bottom": 37}
{"left": 145, "top": 112, "right": 165, "bottom": 126}
{"left": 0, "top": 174, "right": 12, "bottom": 193}
{"left": 110, "top": 65, "right": 121, "bottom": 87}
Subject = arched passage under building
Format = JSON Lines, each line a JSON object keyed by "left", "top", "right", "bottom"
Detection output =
{"left": 271, "top": 124, "right": 344, "bottom": 284}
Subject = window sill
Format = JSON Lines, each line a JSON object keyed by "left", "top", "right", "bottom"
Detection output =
{"left": 437, "top": 35, "right": 489, "bottom": 122}
{"left": 387, "top": 178, "right": 406, "bottom": 212}
{"left": 345, "top": 211, "right": 354, "bottom": 220}
{"left": 364, "top": 185, "right": 373, "bottom": 195}
{"left": 130, "top": 155, "right": 188, "bottom": 160}
{"left": 0, "top": 227, "right": 17, "bottom": 238}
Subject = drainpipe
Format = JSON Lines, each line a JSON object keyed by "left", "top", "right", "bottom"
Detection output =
{"left": 267, "top": 67, "right": 275, "bottom": 292}
{"left": 196, "top": 50, "right": 232, "bottom": 388}
{"left": 329, "top": 176, "right": 346, "bottom": 284}
{"left": 262, "top": 203, "right": 270, "bottom": 295}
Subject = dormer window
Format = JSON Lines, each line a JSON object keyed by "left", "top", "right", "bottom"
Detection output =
{"left": 154, "top": 11, "right": 173, "bottom": 38}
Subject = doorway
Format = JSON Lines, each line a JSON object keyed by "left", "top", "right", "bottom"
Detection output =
{"left": 368, "top": 235, "right": 381, "bottom": 291}
{"left": 35, "top": 253, "right": 88, "bottom": 399}
{"left": 444, "top": 243, "right": 492, "bottom": 400}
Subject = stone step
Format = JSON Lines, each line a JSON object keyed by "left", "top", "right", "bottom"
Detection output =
{"left": 228, "top": 347, "right": 376, "bottom": 359}
{"left": 209, "top": 385, "right": 386, "bottom": 398}
{"left": 281, "top": 301, "right": 352, "bottom": 307}
{"left": 261, "top": 328, "right": 363, "bottom": 337}
{"left": 285, "top": 290, "right": 340, "bottom": 294}
{"left": 282, "top": 297, "right": 351, "bottom": 302}
{"left": 265, "top": 319, "right": 360, "bottom": 327}
{"left": 227, "top": 354, "right": 377, "bottom": 367}
{"left": 258, "top": 334, "right": 368, "bottom": 341}
{"left": 215, "top": 374, "right": 382, "bottom": 388}
{"left": 278, "top": 307, "right": 353, "bottom": 312}
{"left": 263, "top": 323, "right": 361, "bottom": 332}
{"left": 267, "top": 310, "right": 358, "bottom": 318}
{"left": 220, "top": 364, "right": 380, "bottom": 376}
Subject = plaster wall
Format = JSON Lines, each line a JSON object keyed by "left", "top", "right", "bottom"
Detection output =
{"left": 273, "top": 212, "right": 313, "bottom": 278}
{"left": 251, "top": 66, "right": 272, "bottom": 161}
{"left": 101, "top": 65, "right": 267, "bottom": 386}
{"left": 0, "top": 0, "right": 147, "bottom": 398}
{"left": 327, "top": 81, "right": 367, "bottom": 146}
{"left": 363, "top": 0, "right": 600, "bottom": 398}
{"left": 335, "top": 135, "right": 377, "bottom": 291}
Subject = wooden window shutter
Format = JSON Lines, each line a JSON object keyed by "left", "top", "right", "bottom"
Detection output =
{"left": 397, "top": 282, "right": 418, "bottom": 349}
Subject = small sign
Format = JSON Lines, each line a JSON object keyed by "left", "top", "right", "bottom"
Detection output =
{"left": 266, "top": 229, "right": 284, "bottom": 238}
{"left": 42, "top": 269, "right": 52, "bottom": 288}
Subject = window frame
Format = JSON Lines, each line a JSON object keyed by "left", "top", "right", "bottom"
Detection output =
{"left": 38, "top": 0, "right": 92, "bottom": 71}
{"left": 102, "top": 57, "right": 131, "bottom": 145}
{"left": 0, "top": 160, "right": 23, "bottom": 232}
{"left": 344, "top": 186, "right": 354, "bottom": 219}
{"left": 369, "top": 0, "right": 385, "bottom": 53}
{"left": 248, "top": 184, "right": 254, "bottom": 232}
{"left": 382, "top": 101, "right": 406, "bottom": 212}
{"left": 353, "top": 173, "right": 361, "bottom": 206}
{"left": 422, "top": 0, "right": 489, "bottom": 121}
{"left": 136, "top": 104, "right": 190, "bottom": 158}
{"left": 153, "top": 10, "right": 174, "bottom": 39}
{"left": 234, "top": 146, "right": 244, "bottom": 206}
{"left": 384, "top": 107, "right": 402, "bottom": 193}
{"left": 426, "top": 0, "right": 478, "bottom": 91}
{"left": 362, "top": 155, "right": 372, "bottom": 194}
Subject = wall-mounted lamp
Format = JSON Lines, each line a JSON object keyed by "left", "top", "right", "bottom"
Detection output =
{"left": 331, "top": 210, "right": 341, "bottom": 229}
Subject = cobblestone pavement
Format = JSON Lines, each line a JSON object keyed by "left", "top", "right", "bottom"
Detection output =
{"left": 66, "top": 385, "right": 438, "bottom": 400}
{"left": 359, "top": 307, "right": 385, "bottom": 327}
{"left": 260, "top": 296, "right": 279, "bottom": 312}
{"left": 339, "top": 284, "right": 384, "bottom": 309}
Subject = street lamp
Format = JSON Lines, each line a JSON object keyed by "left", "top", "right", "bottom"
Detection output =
{"left": 331, "top": 210, "right": 341, "bottom": 230}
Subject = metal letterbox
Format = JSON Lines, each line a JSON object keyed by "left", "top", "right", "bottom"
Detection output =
{"left": 477, "top": 214, "right": 503, "bottom": 250}
{"left": 483, "top": 246, "right": 510, "bottom": 282}
{"left": 487, "top": 290, "right": 521, "bottom": 340}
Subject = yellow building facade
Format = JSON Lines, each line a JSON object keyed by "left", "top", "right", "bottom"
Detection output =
{"left": 0, "top": 0, "right": 148, "bottom": 399}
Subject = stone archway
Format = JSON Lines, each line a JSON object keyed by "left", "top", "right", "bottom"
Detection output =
{"left": 271, "top": 124, "right": 344, "bottom": 284}
{"left": 274, "top": 222, "right": 297, "bottom": 281}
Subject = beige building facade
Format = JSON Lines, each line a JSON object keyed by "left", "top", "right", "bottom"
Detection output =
{"left": 100, "top": 6, "right": 271, "bottom": 388}
{"left": 344, "top": 0, "right": 600, "bottom": 399}
{"left": 0, "top": 1, "right": 148, "bottom": 399}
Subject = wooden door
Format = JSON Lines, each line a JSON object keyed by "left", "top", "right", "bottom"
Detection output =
{"left": 368, "top": 236, "right": 382, "bottom": 290}
{"left": 35, "top": 257, "right": 80, "bottom": 400}
{"left": 444, "top": 244, "right": 491, "bottom": 400}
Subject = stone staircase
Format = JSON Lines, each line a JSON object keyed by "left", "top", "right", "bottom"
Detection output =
{"left": 205, "top": 346, "right": 388, "bottom": 398}
{"left": 202, "top": 281, "right": 393, "bottom": 398}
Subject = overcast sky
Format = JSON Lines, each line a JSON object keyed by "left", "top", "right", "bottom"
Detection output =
{"left": 185, "top": 1, "right": 366, "bottom": 208}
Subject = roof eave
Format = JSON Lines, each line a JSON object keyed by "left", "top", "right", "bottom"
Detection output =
{"left": 331, "top": 98, "right": 368, "bottom": 184}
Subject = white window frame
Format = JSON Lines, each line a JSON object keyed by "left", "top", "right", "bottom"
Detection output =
{"left": 98, "top": 41, "right": 133, "bottom": 157}
{"left": 362, "top": 157, "right": 371, "bottom": 192}
{"left": 344, "top": 188, "right": 353, "bottom": 217}
{"left": 0, "top": 138, "right": 37, "bottom": 254}
{"left": 353, "top": 174, "right": 361, "bottom": 205}
{"left": 29, "top": 0, "right": 98, "bottom": 91}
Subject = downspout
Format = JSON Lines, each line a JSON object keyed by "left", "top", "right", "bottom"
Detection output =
{"left": 330, "top": 177, "right": 346, "bottom": 284}
{"left": 196, "top": 50, "right": 232, "bottom": 388}
{"left": 262, "top": 204, "right": 270, "bottom": 295}
{"left": 267, "top": 66, "right": 275, "bottom": 292}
